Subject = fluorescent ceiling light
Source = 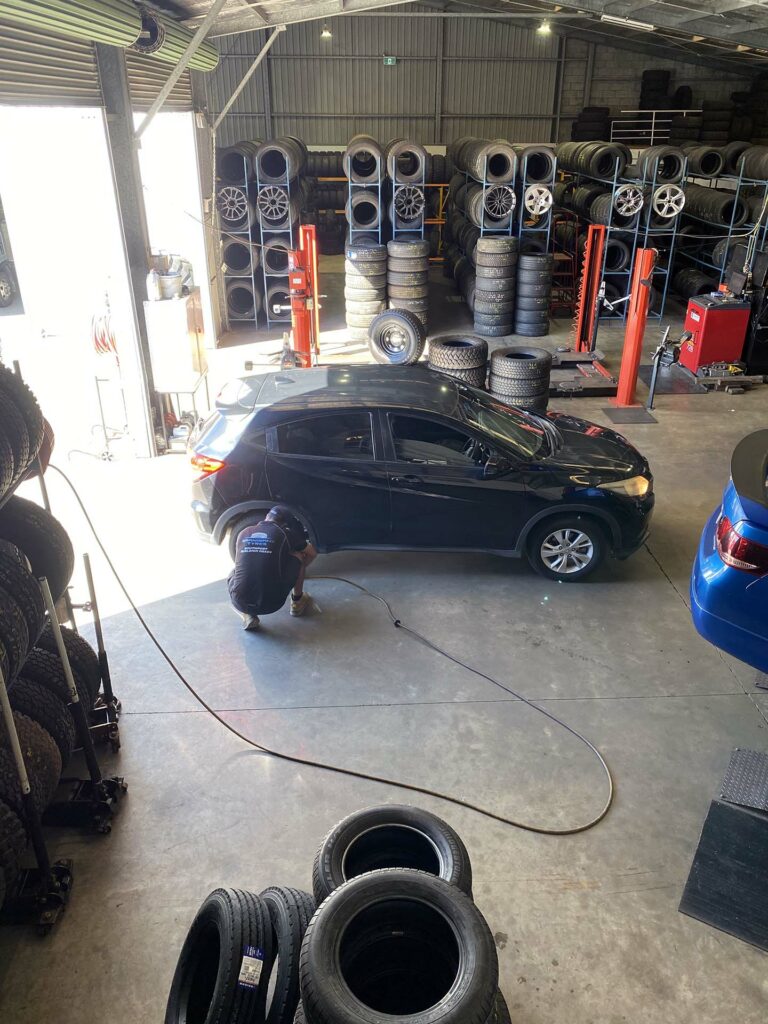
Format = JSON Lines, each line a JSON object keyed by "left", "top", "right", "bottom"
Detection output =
{"left": 601, "top": 14, "right": 655, "bottom": 32}
{"left": 537, "top": 20, "right": 552, "bottom": 34}
{"left": 692, "top": 35, "right": 705, "bottom": 41}
{"left": 321, "top": 25, "right": 332, "bottom": 39}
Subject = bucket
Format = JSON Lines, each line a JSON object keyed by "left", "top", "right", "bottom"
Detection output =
{"left": 158, "top": 272, "right": 183, "bottom": 299}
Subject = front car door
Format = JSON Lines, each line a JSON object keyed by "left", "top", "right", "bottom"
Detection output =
{"left": 382, "top": 411, "right": 530, "bottom": 551}
{"left": 265, "top": 409, "right": 390, "bottom": 550}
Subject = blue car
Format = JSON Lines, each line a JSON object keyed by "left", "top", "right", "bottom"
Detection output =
{"left": 691, "top": 429, "right": 768, "bottom": 673}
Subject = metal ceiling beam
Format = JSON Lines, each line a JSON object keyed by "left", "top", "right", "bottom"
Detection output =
{"left": 213, "top": 24, "right": 283, "bottom": 129}
{"left": 135, "top": 0, "right": 229, "bottom": 138}
{"left": 187, "top": 0, "right": 422, "bottom": 36}
{"left": 553, "top": 0, "right": 768, "bottom": 53}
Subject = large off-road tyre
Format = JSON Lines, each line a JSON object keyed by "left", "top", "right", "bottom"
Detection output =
{"left": 428, "top": 335, "right": 488, "bottom": 371}
{"left": 432, "top": 365, "right": 487, "bottom": 389}
{"left": 0, "top": 547, "right": 45, "bottom": 646}
{"left": 312, "top": 805, "right": 474, "bottom": 903}
{"left": 261, "top": 887, "right": 316, "bottom": 1024}
{"left": 0, "top": 394, "right": 30, "bottom": 489}
{"left": 37, "top": 623, "right": 100, "bottom": 708}
{"left": 368, "top": 309, "right": 426, "bottom": 365}
{"left": 0, "top": 590, "right": 29, "bottom": 683}
{"left": 490, "top": 347, "right": 552, "bottom": 380}
{"left": 0, "top": 365, "right": 44, "bottom": 463}
{"left": 0, "top": 496, "right": 74, "bottom": 602}
{"left": 0, "top": 796, "right": 25, "bottom": 905}
{"left": 8, "top": 677, "right": 75, "bottom": 765}
{"left": 300, "top": 870, "right": 496, "bottom": 1024}
{"left": 14, "top": 646, "right": 88, "bottom": 707}
{"left": 165, "top": 888, "right": 274, "bottom": 1024}
{"left": 0, "top": 712, "right": 61, "bottom": 811}
{"left": 527, "top": 514, "right": 607, "bottom": 582}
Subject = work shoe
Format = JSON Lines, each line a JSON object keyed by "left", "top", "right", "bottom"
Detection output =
{"left": 242, "top": 614, "right": 260, "bottom": 631}
{"left": 290, "top": 592, "right": 312, "bottom": 617}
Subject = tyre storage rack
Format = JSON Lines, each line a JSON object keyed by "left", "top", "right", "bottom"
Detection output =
{"left": 517, "top": 150, "right": 557, "bottom": 251}
{"left": 676, "top": 163, "right": 768, "bottom": 286}
{"left": 560, "top": 155, "right": 685, "bottom": 321}
{"left": 222, "top": 156, "right": 263, "bottom": 329}
{"left": 460, "top": 154, "right": 516, "bottom": 240}
{"left": 347, "top": 165, "right": 384, "bottom": 246}
{"left": 0, "top": 367, "right": 125, "bottom": 935}
{"left": 390, "top": 159, "right": 426, "bottom": 241}
{"left": 256, "top": 162, "right": 296, "bottom": 332}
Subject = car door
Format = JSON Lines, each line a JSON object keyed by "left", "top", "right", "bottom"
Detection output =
{"left": 265, "top": 409, "right": 390, "bottom": 549}
{"left": 383, "top": 411, "right": 530, "bottom": 551}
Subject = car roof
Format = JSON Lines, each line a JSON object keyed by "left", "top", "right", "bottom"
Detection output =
{"left": 233, "top": 364, "right": 466, "bottom": 421}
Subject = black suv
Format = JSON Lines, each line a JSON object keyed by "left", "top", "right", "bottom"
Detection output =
{"left": 191, "top": 365, "right": 654, "bottom": 581}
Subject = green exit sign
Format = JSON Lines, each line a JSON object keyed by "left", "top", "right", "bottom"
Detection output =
{"left": 383, "top": 55, "right": 397, "bottom": 66}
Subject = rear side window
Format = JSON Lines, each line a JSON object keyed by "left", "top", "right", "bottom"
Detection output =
{"left": 276, "top": 413, "right": 373, "bottom": 459}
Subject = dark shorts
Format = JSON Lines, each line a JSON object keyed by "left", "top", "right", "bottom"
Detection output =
{"left": 228, "top": 555, "right": 300, "bottom": 617}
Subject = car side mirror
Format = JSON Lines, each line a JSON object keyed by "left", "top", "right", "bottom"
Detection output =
{"left": 483, "top": 455, "right": 511, "bottom": 478}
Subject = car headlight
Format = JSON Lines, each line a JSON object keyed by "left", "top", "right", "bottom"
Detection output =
{"left": 599, "top": 475, "right": 651, "bottom": 498}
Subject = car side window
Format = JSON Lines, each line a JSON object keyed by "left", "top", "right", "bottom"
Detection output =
{"left": 276, "top": 413, "right": 373, "bottom": 460}
{"left": 390, "top": 415, "right": 488, "bottom": 467}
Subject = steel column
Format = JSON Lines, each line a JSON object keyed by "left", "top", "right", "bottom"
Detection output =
{"left": 95, "top": 42, "right": 157, "bottom": 457}
{"left": 213, "top": 26, "right": 284, "bottom": 131}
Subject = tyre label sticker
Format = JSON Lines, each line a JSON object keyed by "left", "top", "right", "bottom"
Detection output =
{"left": 238, "top": 945, "right": 265, "bottom": 988}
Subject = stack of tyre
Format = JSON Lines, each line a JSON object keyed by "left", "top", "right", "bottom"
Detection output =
{"left": 639, "top": 68, "right": 672, "bottom": 110}
{"left": 345, "top": 239, "right": 388, "bottom": 342}
{"left": 745, "top": 74, "right": 768, "bottom": 144}
{"left": 669, "top": 113, "right": 701, "bottom": 146}
{"left": 428, "top": 335, "right": 488, "bottom": 388}
{"left": 305, "top": 150, "right": 344, "bottom": 177}
{"left": 388, "top": 238, "right": 430, "bottom": 331}
{"left": 474, "top": 237, "right": 518, "bottom": 338}
{"left": 165, "top": 805, "right": 508, "bottom": 1024}
{"left": 0, "top": 365, "right": 105, "bottom": 909}
{"left": 698, "top": 101, "right": 733, "bottom": 146}
{"left": 570, "top": 106, "right": 611, "bottom": 141}
{"left": 515, "top": 254, "right": 553, "bottom": 338}
{"left": 488, "top": 346, "right": 552, "bottom": 412}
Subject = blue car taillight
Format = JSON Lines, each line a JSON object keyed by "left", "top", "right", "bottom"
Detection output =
{"left": 715, "top": 515, "right": 768, "bottom": 574}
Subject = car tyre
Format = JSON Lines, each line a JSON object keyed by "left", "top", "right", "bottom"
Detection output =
{"left": 527, "top": 515, "right": 607, "bottom": 582}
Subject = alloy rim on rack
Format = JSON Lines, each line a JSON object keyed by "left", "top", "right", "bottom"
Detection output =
{"left": 524, "top": 184, "right": 553, "bottom": 216}
{"left": 483, "top": 184, "right": 516, "bottom": 221}
{"left": 540, "top": 529, "right": 594, "bottom": 574}
{"left": 216, "top": 186, "right": 249, "bottom": 223}
{"left": 652, "top": 184, "right": 686, "bottom": 219}
{"left": 613, "top": 184, "right": 645, "bottom": 217}
{"left": 393, "top": 185, "right": 426, "bottom": 221}
{"left": 256, "top": 185, "right": 291, "bottom": 222}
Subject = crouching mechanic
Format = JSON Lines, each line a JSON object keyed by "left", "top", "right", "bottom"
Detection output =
{"left": 228, "top": 506, "right": 317, "bottom": 631}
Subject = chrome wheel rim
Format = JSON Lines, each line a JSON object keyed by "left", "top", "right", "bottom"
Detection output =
{"left": 540, "top": 528, "right": 594, "bottom": 574}
{"left": 614, "top": 184, "right": 644, "bottom": 216}
{"left": 217, "top": 185, "right": 249, "bottom": 222}
{"left": 524, "top": 184, "right": 553, "bottom": 216}
{"left": 652, "top": 184, "right": 685, "bottom": 218}
{"left": 394, "top": 185, "right": 425, "bottom": 220}
{"left": 484, "top": 184, "right": 516, "bottom": 219}
{"left": 257, "top": 185, "right": 290, "bottom": 221}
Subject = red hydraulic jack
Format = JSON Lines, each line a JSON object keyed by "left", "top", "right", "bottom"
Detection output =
{"left": 282, "top": 224, "right": 321, "bottom": 368}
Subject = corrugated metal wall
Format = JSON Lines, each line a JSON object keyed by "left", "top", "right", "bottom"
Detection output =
{"left": 207, "top": 11, "right": 565, "bottom": 147}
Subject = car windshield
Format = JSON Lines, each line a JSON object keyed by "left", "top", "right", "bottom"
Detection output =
{"left": 458, "top": 388, "right": 548, "bottom": 459}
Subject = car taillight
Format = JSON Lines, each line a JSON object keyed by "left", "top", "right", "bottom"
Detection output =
{"left": 191, "top": 453, "right": 225, "bottom": 479}
{"left": 716, "top": 515, "right": 768, "bottom": 573}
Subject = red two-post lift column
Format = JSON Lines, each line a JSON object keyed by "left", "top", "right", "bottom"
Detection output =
{"left": 613, "top": 247, "right": 657, "bottom": 407}
{"left": 287, "top": 224, "right": 321, "bottom": 368}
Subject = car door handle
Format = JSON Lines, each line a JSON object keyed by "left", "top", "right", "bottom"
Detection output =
{"left": 392, "top": 474, "right": 422, "bottom": 487}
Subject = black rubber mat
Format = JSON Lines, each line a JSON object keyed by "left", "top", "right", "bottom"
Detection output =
{"left": 679, "top": 799, "right": 768, "bottom": 952}
{"left": 721, "top": 748, "right": 768, "bottom": 813}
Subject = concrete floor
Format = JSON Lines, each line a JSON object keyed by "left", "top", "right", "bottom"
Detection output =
{"left": 1, "top": 272, "right": 767, "bottom": 1023}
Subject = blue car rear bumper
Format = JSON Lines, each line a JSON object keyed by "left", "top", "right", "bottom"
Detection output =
{"left": 690, "top": 508, "right": 768, "bottom": 674}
